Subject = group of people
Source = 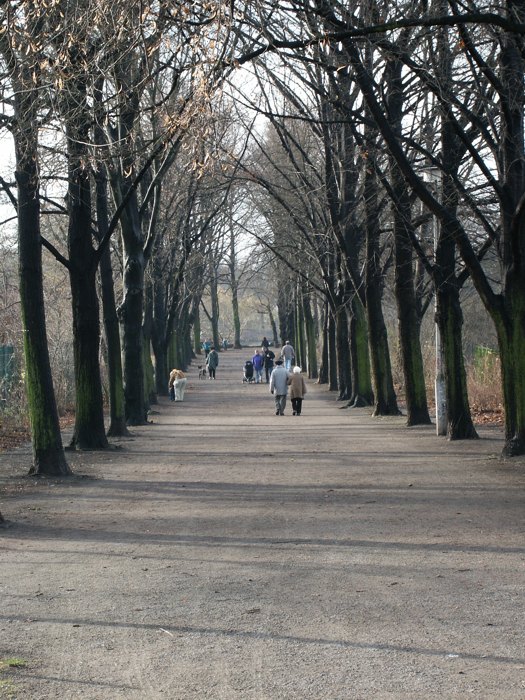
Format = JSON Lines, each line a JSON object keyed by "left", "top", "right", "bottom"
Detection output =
{"left": 169, "top": 345, "right": 219, "bottom": 401}
{"left": 169, "top": 337, "right": 306, "bottom": 415}
{"left": 250, "top": 347, "right": 275, "bottom": 384}
{"left": 252, "top": 339, "right": 307, "bottom": 416}
{"left": 251, "top": 338, "right": 296, "bottom": 384}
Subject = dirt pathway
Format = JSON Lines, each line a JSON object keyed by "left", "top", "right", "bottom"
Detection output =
{"left": 1, "top": 348, "right": 524, "bottom": 699}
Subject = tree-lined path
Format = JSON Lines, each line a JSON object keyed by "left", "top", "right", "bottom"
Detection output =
{"left": 1, "top": 348, "right": 524, "bottom": 698}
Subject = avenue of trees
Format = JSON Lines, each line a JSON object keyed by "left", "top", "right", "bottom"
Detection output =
{"left": 1, "top": 0, "right": 525, "bottom": 493}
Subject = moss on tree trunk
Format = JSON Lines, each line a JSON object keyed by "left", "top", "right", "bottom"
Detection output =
{"left": 14, "top": 88, "right": 70, "bottom": 476}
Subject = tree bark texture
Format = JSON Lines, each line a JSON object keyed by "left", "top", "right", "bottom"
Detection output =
{"left": 494, "top": 282, "right": 525, "bottom": 455}
{"left": 67, "top": 113, "right": 109, "bottom": 450}
{"left": 386, "top": 57, "right": 430, "bottom": 425}
{"left": 119, "top": 189, "right": 148, "bottom": 425}
{"left": 349, "top": 298, "right": 373, "bottom": 407}
{"left": 364, "top": 136, "right": 400, "bottom": 416}
{"left": 303, "top": 293, "right": 318, "bottom": 379}
{"left": 95, "top": 166, "right": 129, "bottom": 437}
{"left": 335, "top": 305, "right": 352, "bottom": 401}
{"left": 436, "top": 278, "right": 478, "bottom": 440}
{"left": 327, "top": 309, "right": 338, "bottom": 391}
{"left": 15, "top": 100, "right": 70, "bottom": 475}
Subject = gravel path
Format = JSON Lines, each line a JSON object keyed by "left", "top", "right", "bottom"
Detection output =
{"left": 1, "top": 348, "right": 524, "bottom": 699}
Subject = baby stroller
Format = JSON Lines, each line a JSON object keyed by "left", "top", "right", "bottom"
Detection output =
{"left": 243, "top": 360, "right": 255, "bottom": 383}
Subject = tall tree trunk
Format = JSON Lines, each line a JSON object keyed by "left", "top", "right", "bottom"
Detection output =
{"left": 394, "top": 207, "right": 432, "bottom": 426}
{"left": 152, "top": 256, "right": 168, "bottom": 396}
{"left": 328, "top": 308, "right": 338, "bottom": 390}
{"left": 303, "top": 292, "right": 318, "bottom": 379}
{"left": 335, "top": 305, "right": 352, "bottom": 400}
{"left": 493, "top": 281, "right": 525, "bottom": 455}
{"left": 66, "top": 77, "right": 109, "bottom": 450}
{"left": 364, "top": 134, "right": 400, "bottom": 416}
{"left": 268, "top": 306, "right": 278, "bottom": 348}
{"left": 66, "top": 131, "right": 105, "bottom": 448}
{"left": 193, "top": 303, "right": 202, "bottom": 356}
{"left": 436, "top": 21, "right": 477, "bottom": 440}
{"left": 494, "top": 2, "right": 525, "bottom": 454}
{"left": 386, "top": 58, "right": 431, "bottom": 426}
{"left": 295, "top": 284, "right": 306, "bottom": 369}
{"left": 119, "top": 190, "right": 147, "bottom": 425}
{"left": 14, "top": 85, "right": 70, "bottom": 475}
{"left": 229, "top": 227, "right": 242, "bottom": 349}
{"left": 6, "top": 17, "right": 71, "bottom": 475}
{"left": 143, "top": 282, "right": 156, "bottom": 407}
{"left": 209, "top": 263, "right": 221, "bottom": 350}
{"left": 436, "top": 276, "right": 478, "bottom": 439}
{"left": 349, "top": 297, "right": 373, "bottom": 407}
{"left": 94, "top": 91, "right": 128, "bottom": 437}
{"left": 231, "top": 280, "right": 241, "bottom": 349}
{"left": 98, "top": 228, "right": 129, "bottom": 437}
{"left": 277, "top": 268, "right": 294, "bottom": 344}
{"left": 318, "top": 299, "right": 329, "bottom": 384}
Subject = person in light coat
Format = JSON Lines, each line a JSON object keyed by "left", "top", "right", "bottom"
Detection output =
{"left": 287, "top": 366, "right": 307, "bottom": 415}
{"left": 168, "top": 369, "right": 187, "bottom": 401}
{"left": 269, "top": 360, "right": 290, "bottom": 415}
{"left": 280, "top": 340, "right": 295, "bottom": 371}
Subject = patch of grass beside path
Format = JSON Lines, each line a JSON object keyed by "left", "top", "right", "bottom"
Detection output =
{"left": 0, "top": 658, "right": 27, "bottom": 699}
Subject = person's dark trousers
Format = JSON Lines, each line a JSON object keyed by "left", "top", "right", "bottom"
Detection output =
{"left": 291, "top": 398, "right": 303, "bottom": 415}
{"left": 208, "top": 367, "right": 216, "bottom": 379}
{"left": 265, "top": 366, "right": 273, "bottom": 383}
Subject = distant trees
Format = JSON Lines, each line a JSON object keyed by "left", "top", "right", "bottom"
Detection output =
{"left": 0, "top": 0, "right": 253, "bottom": 472}
{"left": 235, "top": 0, "right": 525, "bottom": 454}
{"left": 2, "top": 0, "right": 525, "bottom": 472}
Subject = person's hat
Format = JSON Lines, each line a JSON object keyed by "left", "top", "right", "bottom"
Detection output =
{"left": 275, "top": 359, "right": 283, "bottom": 365}
{"left": 293, "top": 366, "right": 301, "bottom": 374}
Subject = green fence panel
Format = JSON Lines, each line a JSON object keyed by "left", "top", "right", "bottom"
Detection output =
{"left": 0, "top": 345, "right": 15, "bottom": 381}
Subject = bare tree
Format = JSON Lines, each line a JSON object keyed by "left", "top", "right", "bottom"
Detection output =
{"left": 0, "top": 1, "right": 70, "bottom": 475}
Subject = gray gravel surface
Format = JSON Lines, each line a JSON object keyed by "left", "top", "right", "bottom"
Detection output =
{"left": 1, "top": 348, "right": 524, "bottom": 699}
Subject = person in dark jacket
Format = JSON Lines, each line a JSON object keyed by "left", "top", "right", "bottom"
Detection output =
{"left": 206, "top": 346, "right": 219, "bottom": 379}
{"left": 263, "top": 347, "right": 275, "bottom": 383}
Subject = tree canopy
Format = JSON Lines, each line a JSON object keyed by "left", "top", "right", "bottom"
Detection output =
{"left": 1, "top": 0, "right": 525, "bottom": 465}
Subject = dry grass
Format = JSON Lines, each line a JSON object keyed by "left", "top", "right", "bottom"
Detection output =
{"left": 467, "top": 350, "right": 504, "bottom": 426}
{"left": 393, "top": 339, "right": 504, "bottom": 426}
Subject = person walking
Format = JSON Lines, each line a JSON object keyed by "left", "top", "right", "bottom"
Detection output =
{"left": 252, "top": 349, "right": 265, "bottom": 383}
{"left": 261, "top": 336, "right": 270, "bottom": 350}
{"left": 288, "top": 366, "right": 307, "bottom": 415}
{"left": 281, "top": 340, "right": 295, "bottom": 371}
{"left": 269, "top": 359, "right": 290, "bottom": 415}
{"left": 206, "top": 346, "right": 219, "bottom": 379}
{"left": 263, "top": 346, "right": 275, "bottom": 383}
